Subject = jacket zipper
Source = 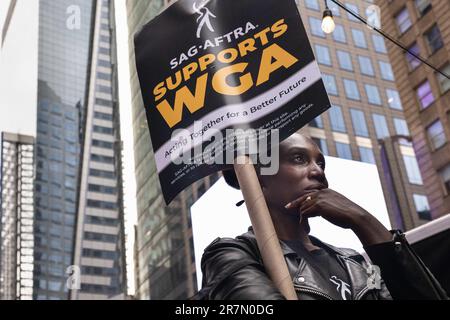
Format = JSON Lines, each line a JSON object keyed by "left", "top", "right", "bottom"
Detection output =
{"left": 294, "top": 285, "right": 334, "bottom": 300}
{"left": 355, "top": 286, "right": 370, "bottom": 300}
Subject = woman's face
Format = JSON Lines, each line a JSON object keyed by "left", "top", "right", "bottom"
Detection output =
{"left": 260, "top": 133, "right": 329, "bottom": 212}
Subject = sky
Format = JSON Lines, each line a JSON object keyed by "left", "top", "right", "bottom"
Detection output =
{"left": 0, "top": 0, "right": 38, "bottom": 137}
{"left": 0, "top": 1, "right": 8, "bottom": 27}
{"left": 114, "top": 0, "right": 138, "bottom": 296}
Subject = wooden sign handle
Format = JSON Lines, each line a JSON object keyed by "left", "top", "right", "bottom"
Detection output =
{"left": 234, "top": 155, "right": 298, "bottom": 300}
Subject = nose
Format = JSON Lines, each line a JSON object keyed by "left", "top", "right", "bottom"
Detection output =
{"left": 308, "top": 161, "right": 327, "bottom": 184}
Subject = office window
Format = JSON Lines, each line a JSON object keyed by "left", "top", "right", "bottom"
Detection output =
{"left": 359, "top": 147, "right": 376, "bottom": 164}
{"left": 89, "top": 169, "right": 115, "bottom": 179}
{"left": 365, "top": 84, "right": 382, "bottom": 105}
{"left": 93, "top": 125, "right": 113, "bottom": 135}
{"left": 309, "top": 115, "right": 323, "bottom": 128}
{"left": 372, "top": 34, "right": 387, "bottom": 53}
{"left": 95, "top": 98, "right": 113, "bottom": 107}
{"left": 372, "top": 114, "right": 390, "bottom": 139}
{"left": 403, "top": 155, "right": 423, "bottom": 185}
{"left": 336, "top": 142, "right": 352, "bottom": 160}
{"left": 333, "top": 24, "right": 346, "bottom": 43}
{"left": 97, "top": 84, "right": 112, "bottom": 95}
{"left": 92, "top": 139, "right": 114, "bottom": 149}
{"left": 379, "top": 61, "right": 395, "bottom": 81}
{"left": 351, "top": 29, "right": 367, "bottom": 48}
{"left": 344, "top": 79, "right": 360, "bottom": 100}
{"left": 395, "top": 7, "right": 412, "bottom": 34}
{"left": 86, "top": 200, "right": 117, "bottom": 211}
{"left": 97, "top": 59, "right": 110, "bottom": 68}
{"left": 82, "top": 248, "right": 117, "bottom": 260}
{"left": 328, "top": 105, "right": 346, "bottom": 133}
{"left": 97, "top": 72, "right": 111, "bottom": 81}
{"left": 99, "top": 47, "right": 110, "bottom": 56}
{"left": 91, "top": 154, "right": 114, "bottom": 164}
{"left": 88, "top": 184, "right": 117, "bottom": 194}
{"left": 439, "top": 164, "right": 450, "bottom": 194}
{"left": 101, "top": 11, "right": 110, "bottom": 20}
{"left": 84, "top": 231, "right": 117, "bottom": 243}
{"left": 425, "top": 25, "right": 444, "bottom": 54}
{"left": 427, "top": 120, "right": 447, "bottom": 150}
{"left": 311, "top": 138, "right": 329, "bottom": 156}
{"left": 394, "top": 118, "right": 410, "bottom": 136}
{"left": 406, "top": 43, "right": 421, "bottom": 70}
{"left": 345, "top": 3, "right": 359, "bottom": 21}
{"left": 322, "top": 74, "right": 338, "bottom": 96}
{"left": 337, "top": 50, "right": 353, "bottom": 71}
{"left": 94, "top": 111, "right": 113, "bottom": 121}
{"left": 100, "top": 34, "right": 110, "bottom": 43}
{"left": 305, "top": 0, "right": 319, "bottom": 10}
{"left": 86, "top": 215, "right": 118, "bottom": 227}
{"left": 437, "top": 64, "right": 450, "bottom": 93}
{"left": 413, "top": 194, "right": 431, "bottom": 221}
{"left": 417, "top": 81, "right": 435, "bottom": 109}
{"left": 358, "top": 56, "right": 375, "bottom": 76}
{"left": 328, "top": 1, "right": 340, "bottom": 16}
{"left": 309, "top": 17, "right": 325, "bottom": 37}
{"left": 101, "top": 23, "right": 110, "bottom": 31}
{"left": 315, "top": 44, "right": 332, "bottom": 66}
{"left": 350, "top": 109, "right": 369, "bottom": 137}
{"left": 386, "top": 89, "right": 402, "bottom": 110}
{"left": 415, "top": 0, "right": 432, "bottom": 16}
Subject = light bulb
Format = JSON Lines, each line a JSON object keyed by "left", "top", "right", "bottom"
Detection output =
{"left": 322, "top": 9, "right": 335, "bottom": 34}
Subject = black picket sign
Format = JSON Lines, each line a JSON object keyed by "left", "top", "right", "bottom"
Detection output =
{"left": 134, "top": 0, "right": 331, "bottom": 204}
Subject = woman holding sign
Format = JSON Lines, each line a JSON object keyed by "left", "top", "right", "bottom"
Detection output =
{"left": 199, "top": 133, "right": 447, "bottom": 300}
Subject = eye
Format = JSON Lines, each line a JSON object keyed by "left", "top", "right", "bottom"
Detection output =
{"left": 317, "top": 161, "right": 325, "bottom": 170}
{"left": 293, "top": 154, "right": 307, "bottom": 164}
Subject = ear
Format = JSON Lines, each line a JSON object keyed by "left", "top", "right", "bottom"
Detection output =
{"left": 222, "top": 169, "right": 240, "bottom": 190}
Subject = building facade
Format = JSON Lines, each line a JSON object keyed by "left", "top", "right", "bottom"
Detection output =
{"left": 70, "top": 0, "right": 127, "bottom": 300}
{"left": 126, "top": 0, "right": 220, "bottom": 300}
{"left": 0, "top": 0, "right": 126, "bottom": 300}
{"left": 0, "top": 133, "right": 35, "bottom": 300}
{"left": 376, "top": 0, "right": 450, "bottom": 218}
{"left": 297, "top": 0, "right": 432, "bottom": 230}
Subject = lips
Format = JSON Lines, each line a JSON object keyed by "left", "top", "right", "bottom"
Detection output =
{"left": 303, "top": 183, "right": 327, "bottom": 191}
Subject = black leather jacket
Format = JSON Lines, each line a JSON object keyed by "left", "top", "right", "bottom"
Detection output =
{"left": 200, "top": 229, "right": 448, "bottom": 300}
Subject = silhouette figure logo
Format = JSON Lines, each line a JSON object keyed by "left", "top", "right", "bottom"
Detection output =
{"left": 193, "top": 1, "right": 217, "bottom": 38}
{"left": 330, "top": 276, "right": 351, "bottom": 300}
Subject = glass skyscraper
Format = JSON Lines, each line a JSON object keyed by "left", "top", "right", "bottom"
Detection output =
{"left": 0, "top": 0, "right": 126, "bottom": 300}
{"left": 34, "top": 0, "right": 126, "bottom": 300}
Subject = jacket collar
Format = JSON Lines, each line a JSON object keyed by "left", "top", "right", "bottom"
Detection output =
{"left": 246, "top": 227, "right": 361, "bottom": 259}
{"left": 244, "top": 228, "right": 373, "bottom": 299}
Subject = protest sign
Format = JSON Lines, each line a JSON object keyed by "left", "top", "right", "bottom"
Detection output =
{"left": 135, "top": 0, "right": 331, "bottom": 204}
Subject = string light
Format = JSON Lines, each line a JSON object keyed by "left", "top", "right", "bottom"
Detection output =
{"left": 321, "top": 1, "right": 335, "bottom": 34}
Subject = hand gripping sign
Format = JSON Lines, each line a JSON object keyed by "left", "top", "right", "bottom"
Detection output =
{"left": 134, "top": 0, "right": 331, "bottom": 299}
